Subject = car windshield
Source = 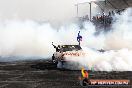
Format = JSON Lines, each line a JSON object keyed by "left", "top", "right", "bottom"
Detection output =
{"left": 61, "top": 45, "right": 82, "bottom": 52}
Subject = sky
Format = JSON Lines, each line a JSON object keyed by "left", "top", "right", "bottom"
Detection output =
{"left": 0, "top": 0, "right": 102, "bottom": 23}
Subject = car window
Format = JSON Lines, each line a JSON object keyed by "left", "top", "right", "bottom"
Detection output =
{"left": 62, "top": 45, "right": 82, "bottom": 52}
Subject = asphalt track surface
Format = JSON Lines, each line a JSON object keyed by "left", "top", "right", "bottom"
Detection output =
{"left": 0, "top": 59, "right": 132, "bottom": 88}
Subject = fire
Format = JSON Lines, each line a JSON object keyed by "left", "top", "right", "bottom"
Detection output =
{"left": 81, "top": 68, "right": 89, "bottom": 78}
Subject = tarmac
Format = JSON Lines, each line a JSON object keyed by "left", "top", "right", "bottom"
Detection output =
{"left": 0, "top": 59, "right": 131, "bottom": 88}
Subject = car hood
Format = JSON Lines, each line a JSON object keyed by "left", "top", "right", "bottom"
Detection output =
{"left": 63, "top": 51, "right": 85, "bottom": 57}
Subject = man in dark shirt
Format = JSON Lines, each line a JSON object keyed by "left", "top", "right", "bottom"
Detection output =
{"left": 52, "top": 42, "right": 60, "bottom": 52}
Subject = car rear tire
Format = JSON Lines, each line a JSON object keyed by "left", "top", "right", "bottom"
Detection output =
{"left": 57, "top": 61, "right": 64, "bottom": 69}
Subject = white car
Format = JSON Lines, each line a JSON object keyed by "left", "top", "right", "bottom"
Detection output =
{"left": 52, "top": 45, "right": 85, "bottom": 68}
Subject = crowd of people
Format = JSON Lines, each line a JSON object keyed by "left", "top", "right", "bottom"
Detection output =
{"left": 79, "top": 9, "right": 125, "bottom": 31}
{"left": 79, "top": 14, "right": 113, "bottom": 31}
{"left": 92, "top": 15, "right": 113, "bottom": 30}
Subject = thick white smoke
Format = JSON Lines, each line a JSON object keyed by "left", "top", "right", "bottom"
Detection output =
{"left": 0, "top": 8, "right": 132, "bottom": 71}
{"left": 0, "top": 19, "right": 81, "bottom": 60}
{"left": 65, "top": 8, "right": 132, "bottom": 71}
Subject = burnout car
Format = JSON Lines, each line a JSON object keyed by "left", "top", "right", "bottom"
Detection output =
{"left": 52, "top": 45, "right": 85, "bottom": 68}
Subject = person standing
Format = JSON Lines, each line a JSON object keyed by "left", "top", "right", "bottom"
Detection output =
{"left": 77, "top": 31, "right": 82, "bottom": 46}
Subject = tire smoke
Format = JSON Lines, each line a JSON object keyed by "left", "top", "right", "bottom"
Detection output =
{"left": 65, "top": 8, "right": 132, "bottom": 71}
{"left": 0, "top": 8, "right": 132, "bottom": 71}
